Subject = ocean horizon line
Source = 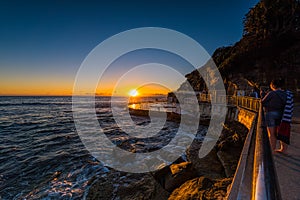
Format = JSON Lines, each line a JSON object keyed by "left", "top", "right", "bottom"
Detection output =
{"left": 0, "top": 94, "right": 168, "bottom": 98}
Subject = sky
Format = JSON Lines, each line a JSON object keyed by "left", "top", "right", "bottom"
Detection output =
{"left": 0, "top": 0, "right": 259, "bottom": 96}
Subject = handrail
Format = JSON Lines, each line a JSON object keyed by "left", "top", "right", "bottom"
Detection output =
{"left": 252, "top": 103, "right": 282, "bottom": 199}
{"left": 228, "top": 100, "right": 282, "bottom": 199}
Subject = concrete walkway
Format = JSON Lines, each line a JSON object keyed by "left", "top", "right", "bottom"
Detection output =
{"left": 274, "top": 103, "right": 300, "bottom": 200}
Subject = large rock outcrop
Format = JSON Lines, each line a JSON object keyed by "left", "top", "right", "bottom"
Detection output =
{"left": 186, "top": 121, "right": 248, "bottom": 179}
{"left": 168, "top": 177, "right": 233, "bottom": 200}
{"left": 153, "top": 120, "right": 248, "bottom": 199}
{"left": 86, "top": 170, "right": 169, "bottom": 200}
{"left": 86, "top": 120, "right": 249, "bottom": 200}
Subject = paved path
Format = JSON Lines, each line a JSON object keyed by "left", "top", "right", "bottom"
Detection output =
{"left": 274, "top": 103, "right": 300, "bottom": 200}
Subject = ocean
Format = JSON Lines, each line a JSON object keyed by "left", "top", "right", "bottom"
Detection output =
{"left": 0, "top": 96, "right": 107, "bottom": 199}
{"left": 0, "top": 96, "right": 205, "bottom": 199}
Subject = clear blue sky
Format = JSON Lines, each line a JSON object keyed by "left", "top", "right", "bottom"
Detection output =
{"left": 0, "top": 0, "right": 259, "bottom": 95}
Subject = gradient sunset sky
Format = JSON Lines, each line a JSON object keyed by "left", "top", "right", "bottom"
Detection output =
{"left": 0, "top": 0, "right": 259, "bottom": 96}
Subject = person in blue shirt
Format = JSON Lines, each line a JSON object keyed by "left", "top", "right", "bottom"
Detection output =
{"left": 249, "top": 88, "right": 259, "bottom": 98}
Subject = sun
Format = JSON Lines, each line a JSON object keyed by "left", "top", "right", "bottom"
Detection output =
{"left": 129, "top": 89, "right": 139, "bottom": 97}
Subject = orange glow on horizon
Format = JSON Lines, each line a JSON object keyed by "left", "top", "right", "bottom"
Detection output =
{"left": 1, "top": 73, "right": 173, "bottom": 96}
{"left": 0, "top": 81, "right": 172, "bottom": 97}
{"left": 95, "top": 82, "right": 171, "bottom": 97}
{"left": 0, "top": 88, "right": 171, "bottom": 97}
{"left": 0, "top": 77, "right": 74, "bottom": 96}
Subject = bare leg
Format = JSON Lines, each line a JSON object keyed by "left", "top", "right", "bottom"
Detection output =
{"left": 275, "top": 124, "right": 289, "bottom": 153}
{"left": 267, "top": 127, "right": 277, "bottom": 151}
{"left": 277, "top": 141, "right": 288, "bottom": 153}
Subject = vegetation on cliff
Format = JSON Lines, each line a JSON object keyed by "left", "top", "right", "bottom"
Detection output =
{"left": 179, "top": 0, "right": 300, "bottom": 95}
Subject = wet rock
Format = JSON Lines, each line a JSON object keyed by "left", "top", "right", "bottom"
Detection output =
{"left": 159, "top": 162, "right": 198, "bottom": 192}
{"left": 168, "top": 177, "right": 233, "bottom": 200}
{"left": 116, "top": 173, "right": 169, "bottom": 200}
{"left": 170, "top": 162, "right": 191, "bottom": 175}
{"left": 202, "top": 178, "right": 233, "bottom": 200}
{"left": 217, "top": 150, "right": 240, "bottom": 178}
{"left": 168, "top": 176, "right": 214, "bottom": 200}
{"left": 187, "top": 146, "right": 225, "bottom": 179}
{"left": 216, "top": 121, "right": 248, "bottom": 150}
{"left": 87, "top": 171, "right": 169, "bottom": 200}
{"left": 215, "top": 121, "right": 248, "bottom": 177}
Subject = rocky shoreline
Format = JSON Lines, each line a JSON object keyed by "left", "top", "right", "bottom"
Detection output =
{"left": 86, "top": 120, "right": 248, "bottom": 200}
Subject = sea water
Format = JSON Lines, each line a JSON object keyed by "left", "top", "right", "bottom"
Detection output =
{"left": 0, "top": 96, "right": 206, "bottom": 199}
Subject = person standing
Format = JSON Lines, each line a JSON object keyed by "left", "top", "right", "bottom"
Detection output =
{"left": 249, "top": 88, "right": 259, "bottom": 98}
{"left": 261, "top": 79, "right": 287, "bottom": 152}
{"left": 276, "top": 90, "right": 294, "bottom": 153}
{"left": 260, "top": 87, "right": 267, "bottom": 99}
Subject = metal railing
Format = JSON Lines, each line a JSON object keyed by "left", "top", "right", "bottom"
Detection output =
{"left": 235, "top": 96, "right": 260, "bottom": 112}
{"left": 198, "top": 94, "right": 260, "bottom": 111}
{"left": 228, "top": 100, "right": 282, "bottom": 200}
{"left": 252, "top": 103, "right": 281, "bottom": 199}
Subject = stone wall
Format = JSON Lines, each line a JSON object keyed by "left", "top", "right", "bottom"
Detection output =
{"left": 236, "top": 108, "right": 257, "bottom": 130}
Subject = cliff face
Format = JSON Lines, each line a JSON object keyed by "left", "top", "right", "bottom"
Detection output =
{"left": 178, "top": 0, "right": 300, "bottom": 97}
